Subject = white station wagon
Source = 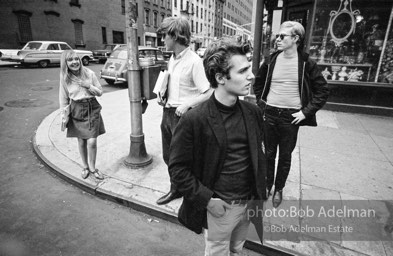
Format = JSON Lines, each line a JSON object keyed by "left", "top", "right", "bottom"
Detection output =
{"left": 3, "top": 41, "right": 93, "bottom": 68}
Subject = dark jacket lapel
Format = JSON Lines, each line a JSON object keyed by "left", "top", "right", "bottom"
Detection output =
{"left": 206, "top": 97, "right": 227, "bottom": 150}
{"left": 239, "top": 102, "right": 258, "bottom": 175}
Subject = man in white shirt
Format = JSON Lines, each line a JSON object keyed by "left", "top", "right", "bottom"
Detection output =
{"left": 156, "top": 17, "right": 213, "bottom": 205}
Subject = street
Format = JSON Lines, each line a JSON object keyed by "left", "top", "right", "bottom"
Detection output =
{"left": 0, "top": 63, "right": 261, "bottom": 256}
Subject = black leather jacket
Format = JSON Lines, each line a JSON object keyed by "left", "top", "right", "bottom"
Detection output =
{"left": 253, "top": 50, "right": 329, "bottom": 126}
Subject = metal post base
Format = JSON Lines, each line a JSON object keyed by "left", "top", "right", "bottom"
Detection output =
{"left": 124, "top": 134, "right": 153, "bottom": 168}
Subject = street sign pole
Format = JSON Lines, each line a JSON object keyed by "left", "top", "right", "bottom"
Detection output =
{"left": 124, "top": 0, "right": 152, "bottom": 168}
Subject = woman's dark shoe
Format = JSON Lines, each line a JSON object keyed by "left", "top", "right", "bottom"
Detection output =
{"left": 156, "top": 190, "right": 182, "bottom": 205}
{"left": 91, "top": 169, "right": 104, "bottom": 180}
{"left": 81, "top": 168, "right": 90, "bottom": 179}
{"left": 272, "top": 190, "right": 283, "bottom": 208}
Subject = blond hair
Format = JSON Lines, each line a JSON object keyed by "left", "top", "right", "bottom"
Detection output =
{"left": 157, "top": 17, "right": 191, "bottom": 46}
{"left": 60, "top": 50, "right": 89, "bottom": 85}
{"left": 280, "top": 21, "right": 305, "bottom": 46}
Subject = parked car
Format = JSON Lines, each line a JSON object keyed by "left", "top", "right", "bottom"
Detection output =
{"left": 196, "top": 47, "right": 207, "bottom": 58}
{"left": 2, "top": 41, "right": 93, "bottom": 68}
{"left": 100, "top": 46, "right": 167, "bottom": 85}
{"left": 92, "top": 44, "right": 126, "bottom": 63}
{"left": 157, "top": 46, "right": 173, "bottom": 60}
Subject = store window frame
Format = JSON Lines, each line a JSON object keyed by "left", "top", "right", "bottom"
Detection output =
{"left": 306, "top": 0, "right": 393, "bottom": 86}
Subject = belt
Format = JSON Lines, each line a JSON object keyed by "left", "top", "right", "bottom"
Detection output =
{"left": 163, "top": 107, "right": 177, "bottom": 111}
{"left": 266, "top": 105, "right": 299, "bottom": 111}
{"left": 73, "top": 97, "right": 96, "bottom": 103}
{"left": 222, "top": 195, "right": 253, "bottom": 206}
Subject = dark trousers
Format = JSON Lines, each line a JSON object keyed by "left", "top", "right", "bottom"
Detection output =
{"left": 263, "top": 105, "right": 299, "bottom": 191}
{"left": 160, "top": 107, "right": 180, "bottom": 191}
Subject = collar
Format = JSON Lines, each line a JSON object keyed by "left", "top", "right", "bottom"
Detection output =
{"left": 213, "top": 93, "right": 239, "bottom": 112}
{"left": 173, "top": 47, "right": 190, "bottom": 60}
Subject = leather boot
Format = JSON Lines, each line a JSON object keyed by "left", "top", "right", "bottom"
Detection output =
{"left": 156, "top": 190, "right": 182, "bottom": 205}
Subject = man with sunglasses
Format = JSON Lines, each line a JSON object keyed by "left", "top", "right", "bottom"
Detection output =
{"left": 253, "top": 21, "right": 329, "bottom": 208}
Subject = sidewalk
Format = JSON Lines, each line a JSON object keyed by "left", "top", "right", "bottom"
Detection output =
{"left": 33, "top": 89, "right": 393, "bottom": 256}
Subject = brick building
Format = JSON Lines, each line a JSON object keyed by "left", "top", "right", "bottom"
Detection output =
{"left": 0, "top": 0, "right": 171, "bottom": 50}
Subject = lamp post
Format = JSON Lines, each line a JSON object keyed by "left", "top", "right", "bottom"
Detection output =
{"left": 123, "top": 0, "right": 152, "bottom": 168}
{"left": 244, "top": 0, "right": 264, "bottom": 104}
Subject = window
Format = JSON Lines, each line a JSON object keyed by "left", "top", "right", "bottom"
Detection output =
{"left": 191, "top": 20, "right": 194, "bottom": 32}
{"left": 60, "top": 44, "right": 72, "bottom": 50}
{"left": 309, "top": 0, "right": 393, "bottom": 84}
{"left": 175, "top": 0, "right": 177, "bottom": 8}
{"left": 161, "top": 13, "right": 165, "bottom": 23}
{"left": 121, "top": 0, "right": 125, "bottom": 14}
{"left": 69, "top": 0, "right": 80, "bottom": 7}
{"left": 181, "top": 0, "right": 183, "bottom": 10}
{"left": 72, "top": 19, "right": 84, "bottom": 46}
{"left": 201, "top": 8, "right": 203, "bottom": 18}
{"left": 196, "top": 22, "right": 198, "bottom": 33}
{"left": 102, "top": 27, "right": 107, "bottom": 44}
{"left": 145, "top": 9, "right": 150, "bottom": 25}
{"left": 196, "top": 6, "right": 198, "bottom": 17}
{"left": 14, "top": 11, "right": 33, "bottom": 43}
{"left": 47, "top": 44, "right": 59, "bottom": 50}
{"left": 112, "top": 31, "right": 124, "bottom": 44}
{"left": 153, "top": 12, "right": 158, "bottom": 27}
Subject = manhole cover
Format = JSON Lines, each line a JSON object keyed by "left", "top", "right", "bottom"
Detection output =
{"left": 5, "top": 99, "right": 53, "bottom": 108}
{"left": 31, "top": 86, "right": 53, "bottom": 91}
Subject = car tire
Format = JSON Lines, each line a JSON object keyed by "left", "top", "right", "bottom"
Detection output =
{"left": 82, "top": 57, "right": 89, "bottom": 66}
{"left": 105, "top": 79, "right": 115, "bottom": 85}
{"left": 38, "top": 60, "right": 49, "bottom": 68}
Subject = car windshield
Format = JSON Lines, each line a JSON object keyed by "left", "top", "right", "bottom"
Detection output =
{"left": 110, "top": 48, "right": 128, "bottom": 59}
{"left": 22, "top": 42, "right": 42, "bottom": 50}
{"left": 104, "top": 45, "right": 115, "bottom": 50}
{"left": 110, "top": 48, "right": 161, "bottom": 60}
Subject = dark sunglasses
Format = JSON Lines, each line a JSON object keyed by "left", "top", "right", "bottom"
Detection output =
{"left": 275, "top": 34, "right": 295, "bottom": 40}
{"left": 66, "top": 57, "right": 80, "bottom": 61}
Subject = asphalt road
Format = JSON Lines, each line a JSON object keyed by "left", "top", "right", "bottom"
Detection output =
{"left": 0, "top": 63, "right": 261, "bottom": 256}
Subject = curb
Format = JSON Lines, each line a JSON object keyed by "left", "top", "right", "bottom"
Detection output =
{"left": 31, "top": 130, "right": 296, "bottom": 256}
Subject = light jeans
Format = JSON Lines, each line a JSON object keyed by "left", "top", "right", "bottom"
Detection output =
{"left": 204, "top": 201, "right": 250, "bottom": 256}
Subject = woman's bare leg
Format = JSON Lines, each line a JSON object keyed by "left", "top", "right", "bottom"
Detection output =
{"left": 86, "top": 138, "right": 97, "bottom": 171}
{"left": 77, "top": 138, "right": 88, "bottom": 169}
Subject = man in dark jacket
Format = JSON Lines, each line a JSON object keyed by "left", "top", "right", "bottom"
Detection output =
{"left": 253, "top": 21, "right": 329, "bottom": 208}
{"left": 169, "top": 38, "right": 267, "bottom": 255}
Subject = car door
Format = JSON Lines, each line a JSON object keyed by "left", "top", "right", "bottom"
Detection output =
{"left": 47, "top": 43, "right": 62, "bottom": 64}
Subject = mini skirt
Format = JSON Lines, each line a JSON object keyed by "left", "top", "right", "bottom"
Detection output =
{"left": 66, "top": 97, "right": 106, "bottom": 139}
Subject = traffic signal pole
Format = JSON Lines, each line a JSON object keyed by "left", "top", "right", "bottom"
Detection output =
{"left": 124, "top": 0, "right": 152, "bottom": 168}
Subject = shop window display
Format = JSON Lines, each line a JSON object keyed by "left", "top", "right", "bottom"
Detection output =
{"left": 309, "top": 0, "right": 393, "bottom": 84}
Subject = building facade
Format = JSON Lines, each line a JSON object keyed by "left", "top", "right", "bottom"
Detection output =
{"left": 222, "top": 0, "right": 253, "bottom": 42}
{"left": 170, "top": 0, "right": 225, "bottom": 50}
{"left": 0, "top": 0, "right": 172, "bottom": 50}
